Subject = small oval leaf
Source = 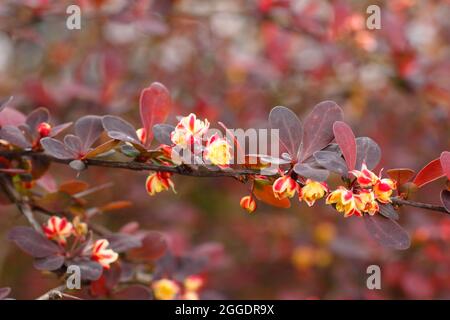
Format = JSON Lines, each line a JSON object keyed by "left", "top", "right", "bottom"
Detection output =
{"left": 440, "top": 151, "right": 450, "bottom": 180}
{"left": 152, "top": 123, "right": 175, "bottom": 146}
{"left": 333, "top": 121, "right": 356, "bottom": 171}
{"left": 293, "top": 163, "right": 329, "bottom": 181}
{"left": 102, "top": 115, "right": 141, "bottom": 145}
{"left": 413, "top": 158, "right": 444, "bottom": 188}
{"left": 34, "top": 255, "right": 65, "bottom": 271}
{"left": 386, "top": 168, "right": 415, "bottom": 186}
{"left": 378, "top": 203, "right": 399, "bottom": 220}
{"left": 364, "top": 214, "right": 410, "bottom": 250}
{"left": 313, "top": 150, "right": 348, "bottom": 176}
{"left": 355, "top": 137, "right": 381, "bottom": 170}
{"left": 269, "top": 106, "right": 303, "bottom": 159}
{"left": 75, "top": 115, "right": 103, "bottom": 151}
{"left": 441, "top": 190, "right": 450, "bottom": 213}
{"left": 41, "top": 137, "right": 77, "bottom": 159}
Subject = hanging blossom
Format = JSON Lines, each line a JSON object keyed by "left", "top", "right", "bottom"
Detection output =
{"left": 240, "top": 195, "right": 257, "bottom": 213}
{"left": 42, "top": 216, "right": 74, "bottom": 245}
{"left": 326, "top": 187, "right": 362, "bottom": 217}
{"left": 272, "top": 174, "right": 299, "bottom": 200}
{"left": 145, "top": 172, "right": 176, "bottom": 196}
{"left": 90, "top": 239, "right": 119, "bottom": 269}
{"left": 299, "top": 179, "right": 329, "bottom": 207}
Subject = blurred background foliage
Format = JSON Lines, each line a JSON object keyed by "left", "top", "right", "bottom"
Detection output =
{"left": 0, "top": 0, "right": 449, "bottom": 299}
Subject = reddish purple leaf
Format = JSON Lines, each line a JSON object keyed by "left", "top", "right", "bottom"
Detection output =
{"left": 74, "top": 115, "right": 103, "bottom": 151}
{"left": 269, "top": 106, "right": 303, "bottom": 159}
{"left": 128, "top": 231, "right": 168, "bottom": 261}
{"left": 293, "top": 163, "right": 329, "bottom": 181}
{"left": 50, "top": 122, "right": 72, "bottom": 137}
{"left": 299, "top": 101, "right": 344, "bottom": 161}
{"left": 64, "top": 134, "right": 83, "bottom": 154}
{"left": 26, "top": 107, "right": 49, "bottom": 132}
{"left": 441, "top": 190, "right": 450, "bottom": 213}
{"left": 33, "top": 255, "right": 65, "bottom": 271}
{"left": 0, "top": 125, "right": 31, "bottom": 148}
{"left": 313, "top": 150, "right": 348, "bottom": 176}
{"left": 41, "top": 137, "right": 77, "bottom": 159}
{"left": 139, "top": 82, "right": 171, "bottom": 147}
{"left": 413, "top": 158, "right": 444, "bottom": 188}
{"left": 333, "top": 121, "right": 356, "bottom": 171}
{"left": 67, "top": 258, "right": 103, "bottom": 281}
{"left": 8, "top": 226, "right": 62, "bottom": 258}
{"left": 355, "top": 137, "right": 381, "bottom": 170}
{"left": 440, "top": 151, "right": 450, "bottom": 180}
{"left": 152, "top": 123, "right": 174, "bottom": 146}
{"left": 378, "top": 203, "right": 399, "bottom": 220}
{"left": 0, "top": 107, "right": 26, "bottom": 127}
{"left": 364, "top": 214, "right": 410, "bottom": 250}
{"left": 102, "top": 115, "right": 141, "bottom": 145}
{"left": 106, "top": 233, "right": 142, "bottom": 253}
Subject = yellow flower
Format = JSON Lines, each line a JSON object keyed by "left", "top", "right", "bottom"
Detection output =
{"left": 152, "top": 279, "right": 180, "bottom": 300}
{"left": 350, "top": 162, "right": 379, "bottom": 187}
{"left": 326, "top": 187, "right": 362, "bottom": 217}
{"left": 170, "top": 113, "right": 209, "bottom": 148}
{"left": 145, "top": 172, "right": 176, "bottom": 196}
{"left": 299, "top": 179, "right": 328, "bottom": 206}
{"left": 373, "top": 178, "right": 396, "bottom": 203}
{"left": 204, "top": 133, "right": 232, "bottom": 167}
{"left": 272, "top": 174, "right": 298, "bottom": 200}
{"left": 292, "top": 246, "right": 315, "bottom": 271}
{"left": 239, "top": 195, "right": 257, "bottom": 213}
{"left": 355, "top": 189, "right": 379, "bottom": 215}
{"left": 314, "top": 222, "right": 336, "bottom": 245}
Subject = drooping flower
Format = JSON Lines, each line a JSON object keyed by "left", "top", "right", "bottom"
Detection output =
{"left": 42, "top": 216, "right": 73, "bottom": 245}
{"left": 152, "top": 279, "right": 180, "bottom": 300}
{"left": 373, "top": 178, "right": 396, "bottom": 203}
{"left": 326, "top": 187, "right": 362, "bottom": 217}
{"left": 184, "top": 275, "right": 204, "bottom": 293}
{"left": 350, "top": 162, "right": 379, "bottom": 187}
{"left": 204, "top": 133, "right": 232, "bottom": 167}
{"left": 90, "top": 239, "right": 119, "bottom": 269}
{"left": 240, "top": 195, "right": 257, "bottom": 213}
{"left": 37, "top": 122, "right": 52, "bottom": 137}
{"left": 145, "top": 172, "right": 176, "bottom": 196}
{"left": 272, "top": 174, "right": 298, "bottom": 200}
{"left": 170, "top": 113, "right": 209, "bottom": 148}
{"left": 299, "top": 180, "right": 328, "bottom": 207}
{"left": 355, "top": 189, "right": 379, "bottom": 215}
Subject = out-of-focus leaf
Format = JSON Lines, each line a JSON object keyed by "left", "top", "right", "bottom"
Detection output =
{"left": 74, "top": 115, "right": 103, "bottom": 151}
{"left": 333, "top": 121, "right": 356, "bottom": 171}
{"left": 299, "top": 101, "right": 344, "bottom": 161}
{"left": 84, "top": 139, "right": 119, "bottom": 159}
{"left": 378, "top": 203, "right": 399, "bottom": 220}
{"left": 440, "top": 151, "right": 450, "bottom": 179}
{"left": 363, "top": 214, "right": 410, "bottom": 250}
{"left": 33, "top": 255, "right": 65, "bottom": 271}
{"left": 64, "top": 134, "right": 83, "bottom": 154}
{"left": 152, "top": 123, "right": 174, "bottom": 146}
{"left": 31, "top": 157, "right": 51, "bottom": 179}
{"left": 50, "top": 122, "right": 72, "bottom": 137}
{"left": 0, "top": 107, "right": 26, "bottom": 127}
{"left": 139, "top": 82, "right": 172, "bottom": 147}
{"left": 67, "top": 259, "right": 103, "bottom": 281}
{"left": 386, "top": 168, "right": 415, "bottom": 186}
{"left": 59, "top": 180, "right": 89, "bottom": 195}
{"left": 0, "top": 96, "right": 13, "bottom": 113}
{"left": 412, "top": 158, "right": 444, "bottom": 188}
{"left": 102, "top": 115, "right": 141, "bottom": 145}
{"left": 100, "top": 200, "right": 132, "bottom": 212}
{"left": 293, "top": 163, "right": 329, "bottom": 181}
{"left": 0, "top": 287, "right": 11, "bottom": 300}
{"left": 441, "top": 190, "right": 450, "bottom": 213}
{"left": 26, "top": 107, "right": 49, "bottom": 132}
{"left": 120, "top": 144, "right": 140, "bottom": 158}
{"left": 107, "top": 234, "right": 142, "bottom": 253}
{"left": 253, "top": 181, "right": 291, "bottom": 208}
{"left": 269, "top": 106, "right": 302, "bottom": 159}
{"left": 127, "top": 231, "right": 168, "bottom": 261}
{"left": 0, "top": 125, "right": 31, "bottom": 148}
{"left": 8, "top": 226, "right": 62, "bottom": 258}
{"left": 34, "top": 191, "right": 72, "bottom": 212}
{"left": 41, "top": 137, "right": 77, "bottom": 159}
{"left": 355, "top": 137, "right": 381, "bottom": 170}
{"left": 113, "top": 285, "right": 153, "bottom": 300}
{"left": 313, "top": 150, "right": 348, "bottom": 176}
{"left": 36, "top": 172, "right": 57, "bottom": 192}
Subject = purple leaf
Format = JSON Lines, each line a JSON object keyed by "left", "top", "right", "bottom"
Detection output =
{"left": 0, "top": 287, "right": 11, "bottom": 300}
{"left": 102, "top": 115, "right": 141, "bottom": 145}
{"left": 364, "top": 214, "right": 410, "bottom": 250}
{"left": 33, "top": 255, "right": 65, "bottom": 271}
{"left": 0, "top": 107, "right": 26, "bottom": 127}
{"left": 355, "top": 137, "right": 381, "bottom": 170}
{"left": 64, "top": 134, "right": 83, "bottom": 154}
{"left": 441, "top": 190, "right": 450, "bottom": 213}
{"left": 139, "top": 82, "right": 172, "bottom": 147}
{"left": 313, "top": 150, "right": 348, "bottom": 176}
{"left": 0, "top": 125, "right": 31, "bottom": 148}
{"left": 41, "top": 137, "right": 77, "bottom": 159}
{"left": 106, "top": 233, "right": 142, "bottom": 253}
{"left": 299, "top": 101, "right": 344, "bottom": 162}
{"left": 8, "top": 226, "right": 62, "bottom": 258}
{"left": 293, "top": 163, "right": 329, "bottom": 181}
{"left": 152, "top": 124, "right": 174, "bottom": 146}
{"left": 67, "top": 259, "right": 103, "bottom": 281}
{"left": 378, "top": 203, "right": 399, "bottom": 220}
{"left": 333, "top": 121, "right": 356, "bottom": 171}
{"left": 74, "top": 115, "right": 103, "bottom": 151}
{"left": 26, "top": 107, "right": 49, "bottom": 132}
{"left": 269, "top": 106, "right": 303, "bottom": 159}
{"left": 50, "top": 122, "right": 72, "bottom": 137}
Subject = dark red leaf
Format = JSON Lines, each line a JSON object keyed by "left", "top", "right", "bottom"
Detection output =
{"left": 128, "top": 231, "right": 168, "bottom": 261}
{"left": 333, "top": 121, "right": 356, "bottom": 171}
{"left": 364, "top": 214, "right": 410, "bottom": 250}
{"left": 33, "top": 255, "right": 65, "bottom": 271}
{"left": 355, "top": 137, "right": 381, "bottom": 170}
{"left": 378, "top": 203, "right": 399, "bottom": 220}
{"left": 413, "top": 158, "right": 444, "bottom": 188}
{"left": 441, "top": 190, "right": 450, "bottom": 213}
{"left": 8, "top": 226, "right": 62, "bottom": 258}
{"left": 139, "top": 82, "right": 171, "bottom": 147}
{"left": 74, "top": 115, "right": 103, "bottom": 151}
{"left": 152, "top": 123, "right": 174, "bottom": 146}
{"left": 313, "top": 150, "right": 348, "bottom": 176}
{"left": 299, "top": 101, "right": 344, "bottom": 161}
{"left": 0, "top": 125, "right": 31, "bottom": 148}
{"left": 386, "top": 168, "right": 415, "bottom": 186}
{"left": 67, "top": 259, "right": 103, "bottom": 281}
{"left": 102, "top": 115, "right": 141, "bottom": 145}
{"left": 269, "top": 106, "right": 303, "bottom": 159}
{"left": 107, "top": 233, "right": 142, "bottom": 253}
{"left": 41, "top": 137, "right": 77, "bottom": 159}
{"left": 26, "top": 107, "right": 49, "bottom": 132}
{"left": 293, "top": 163, "right": 329, "bottom": 181}
{"left": 440, "top": 151, "right": 450, "bottom": 180}
{"left": 34, "top": 191, "right": 73, "bottom": 212}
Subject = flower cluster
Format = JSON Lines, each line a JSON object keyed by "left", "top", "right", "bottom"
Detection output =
{"left": 152, "top": 275, "right": 205, "bottom": 300}
{"left": 42, "top": 216, "right": 118, "bottom": 269}
{"left": 272, "top": 175, "right": 328, "bottom": 206}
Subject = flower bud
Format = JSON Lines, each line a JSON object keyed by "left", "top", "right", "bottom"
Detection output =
{"left": 240, "top": 195, "right": 257, "bottom": 213}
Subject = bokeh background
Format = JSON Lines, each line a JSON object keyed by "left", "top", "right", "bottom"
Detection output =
{"left": 0, "top": 0, "right": 450, "bottom": 299}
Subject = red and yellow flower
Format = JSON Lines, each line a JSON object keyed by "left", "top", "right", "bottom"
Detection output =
{"left": 240, "top": 195, "right": 257, "bottom": 213}
{"left": 204, "top": 133, "right": 232, "bottom": 167}
{"left": 145, "top": 172, "right": 176, "bottom": 196}
{"left": 355, "top": 189, "right": 379, "bottom": 215}
{"left": 184, "top": 275, "right": 204, "bottom": 292}
{"left": 350, "top": 162, "right": 379, "bottom": 187}
{"left": 326, "top": 187, "right": 362, "bottom": 217}
{"left": 42, "top": 216, "right": 73, "bottom": 245}
{"left": 152, "top": 279, "right": 180, "bottom": 300}
{"left": 373, "top": 178, "right": 396, "bottom": 203}
{"left": 90, "top": 239, "right": 119, "bottom": 269}
{"left": 299, "top": 179, "right": 328, "bottom": 207}
{"left": 170, "top": 113, "right": 209, "bottom": 148}
{"left": 272, "top": 174, "right": 298, "bottom": 200}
